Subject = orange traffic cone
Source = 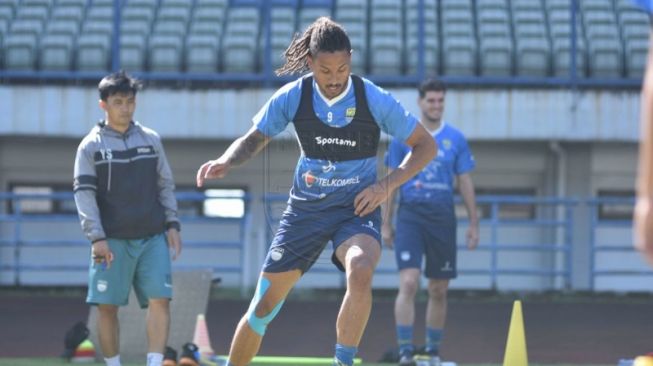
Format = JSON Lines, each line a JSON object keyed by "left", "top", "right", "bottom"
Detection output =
{"left": 192, "top": 314, "right": 215, "bottom": 359}
{"left": 71, "top": 339, "right": 95, "bottom": 363}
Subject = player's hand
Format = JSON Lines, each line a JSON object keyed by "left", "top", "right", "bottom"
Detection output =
{"left": 354, "top": 182, "right": 389, "bottom": 217}
{"left": 166, "top": 228, "right": 182, "bottom": 260}
{"left": 92, "top": 240, "right": 114, "bottom": 269}
{"left": 634, "top": 198, "right": 653, "bottom": 265}
{"left": 382, "top": 222, "right": 395, "bottom": 249}
{"left": 196, "top": 157, "right": 231, "bottom": 187}
{"left": 466, "top": 223, "right": 479, "bottom": 250}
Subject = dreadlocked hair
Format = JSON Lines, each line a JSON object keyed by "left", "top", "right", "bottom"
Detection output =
{"left": 276, "top": 17, "right": 351, "bottom": 76}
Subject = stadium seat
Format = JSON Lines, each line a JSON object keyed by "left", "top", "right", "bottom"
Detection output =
{"left": 512, "top": 0, "right": 544, "bottom": 12}
{"left": 86, "top": 6, "right": 113, "bottom": 22}
{"left": 545, "top": 0, "right": 572, "bottom": 13}
{"left": 479, "top": 37, "right": 514, "bottom": 76}
{"left": 441, "top": 0, "right": 472, "bottom": 11}
{"left": 57, "top": 0, "right": 88, "bottom": 7}
{"left": 82, "top": 20, "right": 112, "bottom": 35}
{"left": 121, "top": 20, "right": 151, "bottom": 37}
{"left": 407, "top": 36, "right": 439, "bottom": 75}
{"left": 192, "top": 6, "right": 225, "bottom": 24}
{"left": 259, "top": 6, "right": 296, "bottom": 71}
{"left": 4, "top": 33, "right": 38, "bottom": 70}
{"left": 624, "top": 37, "right": 648, "bottom": 78}
{"left": 51, "top": 6, "right": 84, "bottom": 22}
{"left": 196, "top": 0, "right": 228, "bottom": 7}
{"left": 588, "top": 37, "right": 624, "bottom": 78}
{"left": 189, "top": 21, "right": 223, "bottom": 38}
{"left": 551, "top": 38, "right": 587, "bottom": 77}
{"left": 0, "top": 18, "right": 8, "bottom": 35}
{"left": 124, "top": 6, "right": 155, "bottom": 22}
{"left": 10, "top": 20, "right": 44, "bottom": 37}
{"left": 298, "top": 7, "right": 331, "bottom": 30}
{"left": 46, "top": 20, "right": 79, "bottom": 37}
{"left": 149, "top": 34, "right": 184, "bottom": 72}
{"left": 515, "top": 36, "right": 551, "bottom": 76}
{"left": 406, "top": 0, "right": 438, "bottom": 75}
{"left": 442, "top": 21, "right": 475, "bottom": 38}
{"left": 120, "top": 34, "right": 147, "bottom": 71}
{"left": 580, "top": 0, "right": 613, "bottom": 13}
{"left": 0, "top": 5, "right": 14, "bottom": 23}
{"left": 185, "top": 33, "right": 220, "bottom": 72}
{"left": 39, "top": 34, "right": 74, "bottom": 71}
{"left": 370, "top": 35, "right": 403, "bottom": 75}
{"left": 153, "top": 20, "right": 186, "bottom": 37}
{"left": 222, "top": 34, "right": 258, "bottom": 72}
{"left": 157, "top": 6, "right": 191, "bottom": 23}
{"left": 477, "top": 0, "right": 509, "bottom": 10}
{"left": 442, "top": 36, "right": 477, "bottom": 76}
{"left": 76, "top": 33, "right": 111, "bottom": 71}
{"left": 16, "top": 6, "right": 49, "bottom": 23}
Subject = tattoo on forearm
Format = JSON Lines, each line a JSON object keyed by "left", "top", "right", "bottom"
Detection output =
{"left": 228, "top": 131, "right": 268, "bottom": 167}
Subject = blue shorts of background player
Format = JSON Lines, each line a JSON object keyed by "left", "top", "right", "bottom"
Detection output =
{"left": 393, "top": 203, "right": 457, "bottom": 279}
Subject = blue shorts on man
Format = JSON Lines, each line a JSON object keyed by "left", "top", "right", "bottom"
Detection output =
{"left": 87, "top": 233, "right": 172, "bottom": 308}
{"left": 394, "top": 203, "right": 457, "bottom": 279}
{"left": 263, "top": 204, "right": 381, "bottom": 273}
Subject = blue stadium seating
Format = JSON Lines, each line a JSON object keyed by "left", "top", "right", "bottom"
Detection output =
{"left": 0, "top": 0, "right": 648, "bottom": 79}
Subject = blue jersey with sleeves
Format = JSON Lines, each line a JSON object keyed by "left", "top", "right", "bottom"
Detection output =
{"left": 385, "top": 122, "right": 475, "bottom": 205}
{"left": 253, "top": 75, "right": 418, "bottom": 208}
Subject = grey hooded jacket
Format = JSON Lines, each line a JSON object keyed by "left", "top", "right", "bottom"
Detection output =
{"left": 73, "top": 121, "right": 180, "bottom": 242}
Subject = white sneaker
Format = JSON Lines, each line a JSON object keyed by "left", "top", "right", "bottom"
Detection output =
{"left": 428, "top": 355, "right": 441, "bottom": 366}
{"left": 414, "top": 355, "right": 440, "bottom": 366}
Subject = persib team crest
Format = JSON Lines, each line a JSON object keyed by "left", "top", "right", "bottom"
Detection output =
{"left": 345, "top": 108, "right": 356, "bottom": 122}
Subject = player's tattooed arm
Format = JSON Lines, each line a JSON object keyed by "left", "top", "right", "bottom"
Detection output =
{"left": 224, "top": 127, "right": 271, "bottom": 167}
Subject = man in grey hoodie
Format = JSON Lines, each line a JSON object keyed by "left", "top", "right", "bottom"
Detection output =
{"left": 73, "top": 71, "right": 182, "bottom": 366}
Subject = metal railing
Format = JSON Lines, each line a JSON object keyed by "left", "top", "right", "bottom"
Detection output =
{"left": 264, "top": 194, "right": 577, "bottom": 290}
{"left": 0, "top": 191, "right": 250, "bottom": 287}
{"left": 588, "top": 197, "right": 653, "bottom": 290}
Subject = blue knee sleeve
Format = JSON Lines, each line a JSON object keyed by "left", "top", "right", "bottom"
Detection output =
{"left": 246, "top": 277, "right": 285, "bottom": 336}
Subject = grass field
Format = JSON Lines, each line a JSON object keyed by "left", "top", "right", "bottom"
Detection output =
{"left": 0, "top": 359, "right": 613, "bottom": 366}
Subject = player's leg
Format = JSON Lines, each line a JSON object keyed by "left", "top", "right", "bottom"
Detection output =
{"left": 422, "top": 216, "right": 457, "bottom": 361}
{"left": 227, "top": 270, "right": 302, "bottom": 366}
{"left": 96, "top": 304, "right": 120, "bottom": 362}
{"left": 425, "top": 279, "right": 449, "bottom": 355}
{"left": 395, "top": 268, "right": 420, "bottom": 363}
{"left": 133, "top": 233, "right": 173, "bottom": 366}
{"left": 146, "top": 298, "right": 170, "bottom": 364}
{"left": 334, "top": 234, "right": 381, "bottom": 363}
{"left": 393, "top": 206, "right": 426, "bottom": 364}
{"left": 330, "top": 208, "right": 382, "bottom": 366}
{"left": 87, "top": 238, "right": 135, "bottom": 366}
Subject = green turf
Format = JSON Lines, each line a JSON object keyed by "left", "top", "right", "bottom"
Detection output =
{"left": 0, "top": 359, "right": 613, "bottom": 366}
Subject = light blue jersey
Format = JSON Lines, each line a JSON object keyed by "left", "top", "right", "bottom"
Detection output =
{"left": 385, "top": 122, "right": 475, "bottom": 205}
{"left": 254, "top": 75, "right": 418, "bottom": 208}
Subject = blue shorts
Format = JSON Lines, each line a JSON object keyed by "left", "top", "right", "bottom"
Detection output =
{"left": 86, "top": 232, "right": 172, "bottom": 308}
{"left": 263, "top": 203, "right": 381, "bottom": 273}
{"left": 394, "top": 203, "right": 457, "bottom": 279}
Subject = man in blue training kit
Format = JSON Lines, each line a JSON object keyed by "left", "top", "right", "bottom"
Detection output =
{"left": 383, "top": 78, "right": 479, "bottom": 366}
{"left": 196, "top": 17, "right": 436, "bottom": 366}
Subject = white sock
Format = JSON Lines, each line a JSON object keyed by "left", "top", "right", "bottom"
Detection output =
{"left": 146, "top": 352, "right": 164, "bottom": 366}
{"left": 104, "top": 354, "right": 121, "bottom": 366}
